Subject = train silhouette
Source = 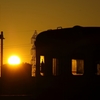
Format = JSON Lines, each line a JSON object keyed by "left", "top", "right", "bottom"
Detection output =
{"left": 35, "top": 25, "right": 100, "bottom": 99}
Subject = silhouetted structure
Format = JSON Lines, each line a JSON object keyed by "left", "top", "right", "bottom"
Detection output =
{"left": 0, "top": 31, "right": 4, "bottom": 77}
{"left": 35, "top": 25, "right": 100, "bottom": 77}
{"left": 31, "top": 30, "right": 38, "bottom": 76}
{"left": 35, "top": 26, "right": 100, "bottom": 99}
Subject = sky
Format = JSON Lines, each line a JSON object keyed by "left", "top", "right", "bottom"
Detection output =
{"left": 0, "top": 0, "right": 100, "bottom": 64}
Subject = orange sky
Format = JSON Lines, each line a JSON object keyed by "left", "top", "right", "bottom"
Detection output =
{"left": 0, "top": 0, "right": 100, "bottom": 64}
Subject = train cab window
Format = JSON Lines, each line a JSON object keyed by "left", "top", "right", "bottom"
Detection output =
{"left": 40, "top": 56, "right": 45, "bottom": 76}
{"left": 72, "top": 59, "right": 84, "bottom": 75}
{"left": 52, "top": 58, "right": 58, "bottom": 76}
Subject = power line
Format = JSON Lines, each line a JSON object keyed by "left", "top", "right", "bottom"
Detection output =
{"left": 4, "top": 43, "right": 31, "bottom": 46}
{"left": 1, "top": 29, "right": 42, "bottom": 33}
{"left": 3, "top": 43, "right": 32, "bottom": 49}
{"left": 3, "top": 46, "right": 31, "bottom": 49}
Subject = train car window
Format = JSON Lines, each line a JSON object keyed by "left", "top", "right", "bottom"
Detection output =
{"left": 72, "top": 59, "right": 84, "bottom": 75}
{"left": 40, "top": 56, "right": 45, "bottom": 76}
{"left": 97, "top": 64, "right": 100, "bottom": 75}
{"left": 52, "top": 58, "right": 58, "bottom": 76}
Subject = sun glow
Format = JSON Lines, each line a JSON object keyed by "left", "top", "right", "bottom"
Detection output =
{"left": 8, "top": 55, "right": 21, "bottom": 65}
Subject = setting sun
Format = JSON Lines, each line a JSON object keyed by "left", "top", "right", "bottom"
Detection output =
{"left": 8, "top": 55, "right": 21, "bottom": 65}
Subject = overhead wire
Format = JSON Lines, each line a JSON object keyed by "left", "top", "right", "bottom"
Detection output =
{"left": 3, "top": 43, "right": 32, "bottom": 49}
{"left": 2, "top": 43, "right": 34, "bottom": 60}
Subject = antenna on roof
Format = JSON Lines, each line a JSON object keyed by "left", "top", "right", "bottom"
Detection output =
{"left": 57, "top": 26, "right": 62, "bottom": 29}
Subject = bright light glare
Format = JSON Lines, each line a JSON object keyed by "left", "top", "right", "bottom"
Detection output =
{"left": 8, "top": 55, "right": 21, "bottom": 65}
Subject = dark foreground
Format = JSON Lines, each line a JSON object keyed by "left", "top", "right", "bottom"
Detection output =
{"left": 0, "top": 95, "right": 33, "bottom": 100}
{"left": 0, "top": 76, "right": 100, "bottom": 100}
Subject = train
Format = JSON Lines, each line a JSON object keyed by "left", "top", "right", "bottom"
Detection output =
{"left": 35, "top": 25, "right": 100, "bottom": 99}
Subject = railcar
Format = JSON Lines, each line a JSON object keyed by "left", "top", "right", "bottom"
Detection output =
{"left": 35, "top": 26, "right": 100, "bottom": 99}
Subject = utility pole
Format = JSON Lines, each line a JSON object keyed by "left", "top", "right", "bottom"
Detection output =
{"left": 0, "top": 31, "right": 4, "bottom": 77}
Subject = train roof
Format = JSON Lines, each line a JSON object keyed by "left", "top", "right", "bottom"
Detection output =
{"left": 35, "top": 25, "right": 100, "bottom": 45}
